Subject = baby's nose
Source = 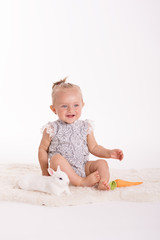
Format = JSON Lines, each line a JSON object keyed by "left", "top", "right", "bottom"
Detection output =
{"left": 68, "top": 105, "right": 73, "bottom": 111}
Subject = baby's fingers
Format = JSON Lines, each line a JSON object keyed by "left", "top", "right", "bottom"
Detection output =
{"left": 119, "top": 150, "right": 124, "bottom": 160}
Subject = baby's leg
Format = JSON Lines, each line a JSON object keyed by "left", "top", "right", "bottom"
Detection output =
{"left": 85, "top": 160, "right": 110, "bottom": 190}
{"left": 50, "top": 154, "right": 99, "bottom": 187}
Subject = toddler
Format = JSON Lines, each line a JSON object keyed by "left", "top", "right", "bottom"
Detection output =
{"left": 38, "top": 78, "right": 124, "bottom": 190}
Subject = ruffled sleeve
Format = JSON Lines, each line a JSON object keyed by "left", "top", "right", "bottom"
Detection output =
{"left": 85, "top": 119, "right": 94, "bottom": 135}
{"left": 41, "top": 122, "right": 54, "bottom": 139}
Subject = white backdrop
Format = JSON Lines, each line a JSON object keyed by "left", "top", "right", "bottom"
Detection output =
{"left": 0, "top": 0, "right": 160, "bottom": 169}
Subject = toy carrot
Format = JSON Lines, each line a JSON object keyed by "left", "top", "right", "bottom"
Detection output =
{"left": 109, "top": 179, "right": 143, "bottom": 190}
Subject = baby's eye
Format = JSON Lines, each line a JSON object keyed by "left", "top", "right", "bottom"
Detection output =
{"left": 59, "top": 177, "right": 63, "bottom": 180}
{"left": 74, "top": 104, "right": 79, "bottom": 107}
{"left": 61, "top": 105, "right": 67, "bottom": 108}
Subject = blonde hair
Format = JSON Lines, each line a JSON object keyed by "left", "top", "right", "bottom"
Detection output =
{"left": 51, "top": 77, "right": 83, "bottom": 106}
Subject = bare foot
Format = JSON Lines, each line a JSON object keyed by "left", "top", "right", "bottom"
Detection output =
{"left": 98, "top": 179, "right": 110, "bottom": 191}
{"left": 80, "top": 171, "right": 100, "bottom": 187}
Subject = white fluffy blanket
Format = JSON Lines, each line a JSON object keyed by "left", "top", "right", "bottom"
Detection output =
{"left": 0, "top": 163, "right": 160, "bottom": 207}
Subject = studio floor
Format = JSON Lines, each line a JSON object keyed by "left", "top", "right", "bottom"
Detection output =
{"left": 0, "top": 201, "right": 160, "bottom": 240}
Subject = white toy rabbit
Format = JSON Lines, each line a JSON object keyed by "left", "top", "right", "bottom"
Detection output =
{"left": 17, "top": 166, "right": 71, "bottom": 196}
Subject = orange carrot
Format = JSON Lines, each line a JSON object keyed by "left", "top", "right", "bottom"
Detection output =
{"left": 115, "top": 179, "right": 143, "bottom": 187}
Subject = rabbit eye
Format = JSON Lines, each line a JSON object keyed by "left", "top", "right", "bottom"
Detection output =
{"left": 59, "top": 177, "right": 63, "bottom": 180}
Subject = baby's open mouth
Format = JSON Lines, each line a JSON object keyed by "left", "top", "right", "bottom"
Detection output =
{"left": 66, "top": 114, "right": 75, "bottom": 118}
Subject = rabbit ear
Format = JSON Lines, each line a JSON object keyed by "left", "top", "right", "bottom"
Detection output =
{"left": 48, "top": 168, "right": 55, "bottom": 176}
{"left": 57, "top": 165, "right": 61, "bottom": 172}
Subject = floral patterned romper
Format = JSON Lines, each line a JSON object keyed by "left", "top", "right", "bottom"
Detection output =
{"left": 42, "top": 119, "right": 92, "bottom": 177}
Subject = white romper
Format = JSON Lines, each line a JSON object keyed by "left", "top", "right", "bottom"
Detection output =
{"left": 42, "top": 119, "right": 92, "bottom": 177}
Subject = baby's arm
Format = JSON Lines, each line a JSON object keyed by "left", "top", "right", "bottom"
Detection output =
{"left": 38, "top": 129, "right": 51, "bottom": 176}
{"left": 87, "top": 132, "right": 123, "bottom": 160}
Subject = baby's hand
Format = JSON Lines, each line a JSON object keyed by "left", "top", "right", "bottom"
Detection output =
{"left": 110, "top": 149, "right": 124, "bottom": 161}
{"left": 42, "top": 171, "right": 50, "bottom": 176}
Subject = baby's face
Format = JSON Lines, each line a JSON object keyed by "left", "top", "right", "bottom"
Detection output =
{"left": 51, "top": 88, "right": 84, "bottom": 124}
